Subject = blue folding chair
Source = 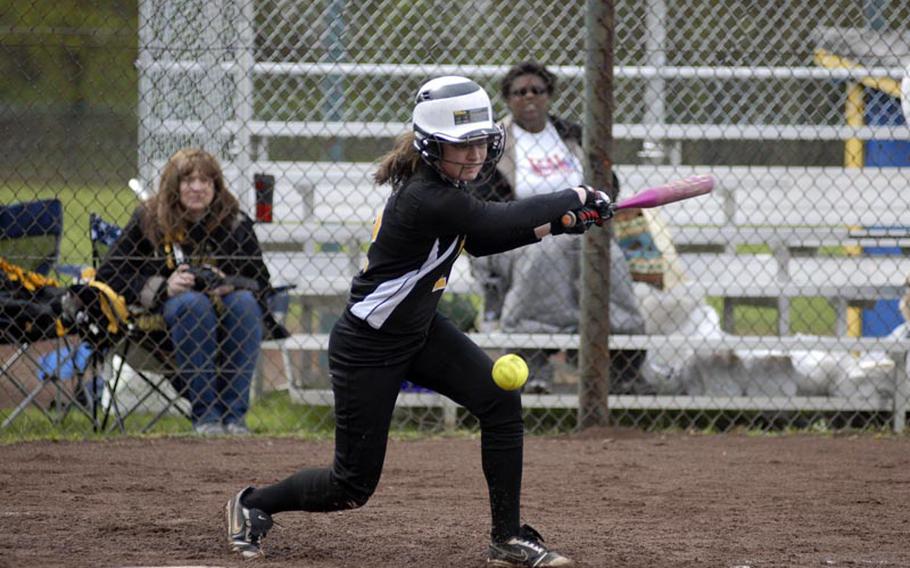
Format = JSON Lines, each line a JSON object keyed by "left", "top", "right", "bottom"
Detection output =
{"left": 0, "top": 198, "right": 63, "bottom": 274}
{"left": 89, "top": 214, "right": 124, "bottom": 267}
{"left": 0, "top": 199, "right": 100, "bottom": 430}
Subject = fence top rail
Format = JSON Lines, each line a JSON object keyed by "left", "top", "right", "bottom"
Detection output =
{"left": 136, "top": 60, "right": 906, "bottom": 81}
{"left": 151, "top": 118, "right": 910, "bottom": 142}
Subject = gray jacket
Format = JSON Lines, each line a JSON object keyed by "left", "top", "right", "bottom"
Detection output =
{"left": 469, "top": 115, "right": 645, "bottom": 335}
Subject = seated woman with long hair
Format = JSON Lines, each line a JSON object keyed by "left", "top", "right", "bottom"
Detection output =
{"left": 98, "top": 148, "right": 277, "bottom": 435}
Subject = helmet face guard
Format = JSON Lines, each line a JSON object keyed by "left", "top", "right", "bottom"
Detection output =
{"left": 411, "top": 76, "right": 505, "bottom": 186}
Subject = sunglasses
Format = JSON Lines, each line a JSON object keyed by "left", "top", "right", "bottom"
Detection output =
{"left": 509, "top": 86, "right": 548, "bottom": 97}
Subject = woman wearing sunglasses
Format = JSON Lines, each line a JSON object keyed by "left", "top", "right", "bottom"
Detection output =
{"left": 470, "top": 61, "right": 647, "bottom": 396}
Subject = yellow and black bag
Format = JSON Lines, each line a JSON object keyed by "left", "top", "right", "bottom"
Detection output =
{"left": 0, "top": 257, "right": 68, "bottom": 341}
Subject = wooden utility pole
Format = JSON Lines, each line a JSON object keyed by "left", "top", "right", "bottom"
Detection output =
{"left": 579, "top": 0, "right": 614, "bottom": 428}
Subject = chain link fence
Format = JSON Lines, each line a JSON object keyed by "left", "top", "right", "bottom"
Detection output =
{"left": 2, "top": 0, "right": 910, "bottom": 436}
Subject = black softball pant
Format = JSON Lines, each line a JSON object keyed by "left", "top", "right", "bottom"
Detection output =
{"left": 244, "top": 312, "right": 525, "bottom": 542}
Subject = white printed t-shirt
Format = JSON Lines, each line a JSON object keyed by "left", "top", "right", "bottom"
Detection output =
{"left": 511, "top": 120, "right": 583, "bottom": 200}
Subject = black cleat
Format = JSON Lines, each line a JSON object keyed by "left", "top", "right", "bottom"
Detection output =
{"left": 488, "top": 524, "right": 575, "bottom": 567}
{"left": 225, "top": 486, "right": 273, "bottom": 560}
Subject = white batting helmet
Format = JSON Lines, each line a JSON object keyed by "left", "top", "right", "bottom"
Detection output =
{"left": 411, "top": 76, "right": 504, "bottom": 178}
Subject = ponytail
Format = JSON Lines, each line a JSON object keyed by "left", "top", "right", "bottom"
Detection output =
{"left": 374, "top": 132, "right": 421, "bottom": 189}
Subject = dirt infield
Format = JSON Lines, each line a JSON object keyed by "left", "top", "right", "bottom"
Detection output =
{"left": 2, "top": 430, "right": 908, "bottom": 568}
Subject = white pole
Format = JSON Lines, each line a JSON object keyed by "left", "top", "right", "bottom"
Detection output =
{"left": 639, "top": 0, "right": 668, "bottom": 164}
{"left": 234, "top": 0, "right": 256, "bottom": 213}
{"left": 136, "top": 0, "right": 155, "bottom": 195}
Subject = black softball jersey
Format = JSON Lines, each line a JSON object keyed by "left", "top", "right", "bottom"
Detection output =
{"left": 346, "top": 164, "right": 580, "bottom": 337}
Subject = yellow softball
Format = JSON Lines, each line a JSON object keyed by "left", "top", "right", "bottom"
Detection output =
{"left": 491, "top": 354, "right": 529, "bottom": 391}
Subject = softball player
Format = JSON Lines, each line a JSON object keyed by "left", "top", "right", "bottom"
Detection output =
{"left": 225, "top": 76, "right": 609, "bottom": 567}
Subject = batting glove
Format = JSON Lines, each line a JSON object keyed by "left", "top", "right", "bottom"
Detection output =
{"left": 590, "top": 191, "right": 614, "bottom": 223}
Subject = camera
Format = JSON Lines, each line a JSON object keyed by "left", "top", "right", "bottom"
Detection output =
{"left": 185, "top": 265, "right": 260, "bottom": 293}
{"left": 186, "top": 265, "right": 225, "bottom": 292}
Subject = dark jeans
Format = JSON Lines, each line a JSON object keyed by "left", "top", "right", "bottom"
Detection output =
{"left": 163, "top": 290, "right": 262, "bottom": 425}
{"left": 245, "top": 312, "right": 525, "bottom": 542}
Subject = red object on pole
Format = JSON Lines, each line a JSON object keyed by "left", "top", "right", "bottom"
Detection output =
{"left": 254, "top": 173, "right": 275, "bottom": 223}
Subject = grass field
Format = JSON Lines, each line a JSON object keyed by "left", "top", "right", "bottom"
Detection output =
{"left": 0, "top": 390, "right": 335, "bottom": 444}
{"left": 705, "top": 296, "right": 836, "bottom": 336}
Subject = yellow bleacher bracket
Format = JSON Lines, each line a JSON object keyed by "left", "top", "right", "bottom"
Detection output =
{"left": 813, "top": 48, "right": 902, "bottom": 98}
